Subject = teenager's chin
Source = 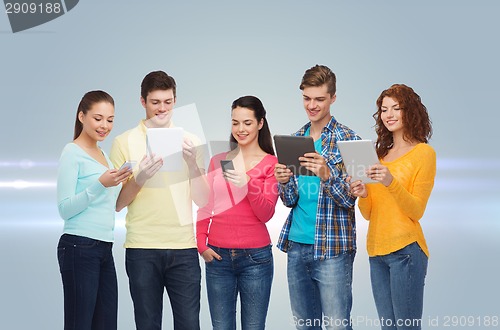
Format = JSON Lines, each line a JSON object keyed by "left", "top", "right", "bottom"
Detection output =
{"left": 147, "top": 117, "right": 171, "bottom": 128}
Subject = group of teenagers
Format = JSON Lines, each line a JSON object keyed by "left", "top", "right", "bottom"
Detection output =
{"left": 56, "top": 64, "right": 436, "bottom": 330}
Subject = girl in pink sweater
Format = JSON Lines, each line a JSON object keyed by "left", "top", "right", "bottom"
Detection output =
{"left": 197, "top": 95, "right": 278, "bottom": 330}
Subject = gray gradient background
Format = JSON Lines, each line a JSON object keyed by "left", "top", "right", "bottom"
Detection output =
{"left": 1, "top": 1, "right": 499, "bottom": 329}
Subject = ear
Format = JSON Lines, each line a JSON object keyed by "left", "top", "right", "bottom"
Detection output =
{"left": 258, "top": 118, "right": 264, "bottom": 130}
{"left": 78, "top": 111, "right": 84, "bottom": 123}
{"left": 330, "top": 94, "right": 337, "bottom": 105}
{"left": 140, "top": 96, "right": 146, "bottom": 109}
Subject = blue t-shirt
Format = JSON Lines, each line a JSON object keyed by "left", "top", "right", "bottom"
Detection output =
{"left": 288, "top": 129, "right": 321, "bottom": 244}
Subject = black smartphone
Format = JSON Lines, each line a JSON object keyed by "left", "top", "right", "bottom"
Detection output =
{"left": 220, "top": 160, "right": 234, "bottom": 173}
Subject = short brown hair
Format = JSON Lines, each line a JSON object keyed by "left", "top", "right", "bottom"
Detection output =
{"left": 300, "top": 65, "right": 336, "bottom": 96}
{"left": 141, "top": 71, "right": 176, "bottom": 101}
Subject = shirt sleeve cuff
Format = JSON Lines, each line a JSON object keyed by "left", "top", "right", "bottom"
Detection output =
{"left": 87, "top": 180, "right": 106, "bottom": 199}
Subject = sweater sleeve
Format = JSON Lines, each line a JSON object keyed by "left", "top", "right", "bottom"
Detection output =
{"left": 246, "top": 158, "right": 279, "bottom": 223}
{"left": 387, "top": 146, "right": 436, "bottom": 222}
{"left": 357, "top": 185, "right": 373, "bottom": 220}
{"left": 196, "top": 158, "right": 216, "bottom": 254}
{"left": 57, "top": 146, "right": 106, "bottom": 220}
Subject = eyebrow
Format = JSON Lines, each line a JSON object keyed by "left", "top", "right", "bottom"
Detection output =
{"left": 150, "top": 98, "right": 173, "bottom": 102}
{"left": 93, "top": 114, "right": 115, "bottom": 118}
{"left": 232, "top": 119, "right": 254, "bottom": 122}
{"left": 303, "top": 94, "right": 326, "bottom": 100}
{"left": 381, "top": 103, "right": 399, "bottom": 108}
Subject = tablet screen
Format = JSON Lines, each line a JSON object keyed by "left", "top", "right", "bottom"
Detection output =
{"left": 337, "top": 140, "right": 380, "bottom": 183}
{"left": 273, "top": 135, "right": 315, "bottom": 176}
{"left": 146, "top": 127, "right": 184, "bottom": 172}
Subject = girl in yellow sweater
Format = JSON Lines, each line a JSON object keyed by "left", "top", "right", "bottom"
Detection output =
{"left": 350, "top": 84, "right": 435, "bottom": 330}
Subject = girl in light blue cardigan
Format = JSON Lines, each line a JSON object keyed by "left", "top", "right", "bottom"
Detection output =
{"left": 56, "top": 91, "right": 130, "bottom": 330}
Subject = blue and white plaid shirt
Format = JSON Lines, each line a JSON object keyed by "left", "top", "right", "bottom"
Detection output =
{"left": 276, "top": 116, "right": 360, "bottom": 260}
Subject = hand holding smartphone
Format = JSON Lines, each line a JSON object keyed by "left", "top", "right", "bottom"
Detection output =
{"left": 220, "top": 160, "right": 234, "bottom": 173}
{"left": 119, "top": 161, "right": 136, "bottom": 171}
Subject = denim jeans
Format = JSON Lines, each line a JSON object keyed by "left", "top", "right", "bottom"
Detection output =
{"left": 369, "top": 242, "right": 428, "bottom": 330}
{"left": 205, "top": 244, "right": 273, "bottom": 330}
{"left": 125, "top": 248, "right": 201, "bottom": 330}
{"left": 57, "top": 234, "right": 118, "bottom": 330}
{"left": 287, "top": 241, "right": 355, "bottom": 330}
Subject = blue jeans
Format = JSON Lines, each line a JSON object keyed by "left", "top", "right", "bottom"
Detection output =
{"left": 57, "top": 234, "right": 118, "bottom": 330}
{"left": 287, "top": 241, "right": 355, "bottom": 330}
{"left": 205, "top": 244, "right": 273, "bottom": 330}
{"left": 369, "top": 242, "right": 428, "bottom": 330}
{"left": 125, "top": 248, "right": 201, "bottom": 330}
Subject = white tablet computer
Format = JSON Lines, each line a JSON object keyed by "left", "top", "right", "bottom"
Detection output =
{"left": 273, "top": 135, "right": 315, "bottom": 176}
{"left": 146, "top": 127, "right": 184, "bottom": 172}
{"left": 337, "top": 140, "right": 379, "bottom": 183}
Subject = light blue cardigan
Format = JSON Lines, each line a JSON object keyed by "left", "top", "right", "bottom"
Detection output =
{"left": 57, "top": 143, "right": 120, "bottom": 242}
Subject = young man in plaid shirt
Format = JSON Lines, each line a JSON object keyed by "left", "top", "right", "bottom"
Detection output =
{"left": 274, "top": 65, "right": 360, "bottom": 330}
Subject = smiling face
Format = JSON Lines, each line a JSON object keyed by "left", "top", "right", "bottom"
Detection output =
{"left": 302, "top": 84, "right": 336, "bottom": 126}
{"left": 380, "top": 96, "right": 404, "bottom": 134}
{"left": 231, "top": 106, "right": 263, "bottom": 148}
{"left": 78, "top": 101, "right": 115, "bottom": 142}
{"left": 141, "top": 89, "right": 176, "bottom": 127}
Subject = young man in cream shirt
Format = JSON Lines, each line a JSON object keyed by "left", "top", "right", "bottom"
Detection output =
{"left": 110, "top": 70, "right": 208, "bottom": 330}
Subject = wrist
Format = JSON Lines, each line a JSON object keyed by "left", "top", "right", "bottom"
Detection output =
{"left": 134, "top": 175, "right": 146, "bottom": 187}
{"left": 320, "top": 172, "right": 331, "bottom": 182}
{"left": 98, "top": 177, "right": 108, "bottom": 188}
{"left": 383, "top": 177, "right": 393, "bottom": 187}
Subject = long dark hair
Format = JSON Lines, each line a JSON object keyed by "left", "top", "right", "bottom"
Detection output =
{"left": 73, "top": 90, "right": 115, "bottom": 140}
{"left": 229, "top": 96, "right": 275, "bottom": 155}
{"left": 373, "top": 84, "right": 432, "bottom": 158}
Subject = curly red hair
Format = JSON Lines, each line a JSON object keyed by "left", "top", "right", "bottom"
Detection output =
{"left": 373, "top": 84, "right": 432, "bottom": 159}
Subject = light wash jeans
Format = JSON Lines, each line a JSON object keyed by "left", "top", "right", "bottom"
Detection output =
{"left": 287, "top": 241, "right": 355, "bottom": 330}
{"left": 205, "top": 244, "right": 273, "bottom": 330}
{"left": 369, "top": 242, "right": 428, "bottom": 330}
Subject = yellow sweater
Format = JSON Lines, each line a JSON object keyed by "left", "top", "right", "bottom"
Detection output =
{"left": 358, "top": 143, "right": 436, "bottom": 257}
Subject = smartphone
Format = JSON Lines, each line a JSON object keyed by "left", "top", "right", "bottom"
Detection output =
{"left": 119, "top": 161, "right": 135, "bottom": 171}
{"left": 220, "top": 160, "right": 234, "bottom": 173}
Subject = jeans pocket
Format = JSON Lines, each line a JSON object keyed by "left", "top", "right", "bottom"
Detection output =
{"left": 57, "top": 246, "right": 73, "bottom": 273}
{"left": 60, "top": 234, "right": 98, "bottom": 249}
{"left": 248, "top": 246, "right": 272, "bottom": 264}
{"left": 76, "top": 240, "right": 98, "bottom": 249}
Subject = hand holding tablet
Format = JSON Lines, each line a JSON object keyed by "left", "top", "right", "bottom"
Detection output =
{"left": 273, "top": 135, "right": 316, "bottom": 176}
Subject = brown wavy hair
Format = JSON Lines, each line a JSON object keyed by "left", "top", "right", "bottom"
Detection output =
{"left": 373, "top": 84, "right": 432, "bottom": 158}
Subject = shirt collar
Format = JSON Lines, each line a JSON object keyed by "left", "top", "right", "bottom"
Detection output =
{"left": 296, "top": 115, "right": 338, "bottom": 136}
{"left": 138, "top": 119, "right": 175, "bottom": 134}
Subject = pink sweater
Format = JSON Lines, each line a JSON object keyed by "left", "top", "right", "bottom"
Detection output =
{"left": 196, "top": 153, "right": 279, "bottom": 253}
